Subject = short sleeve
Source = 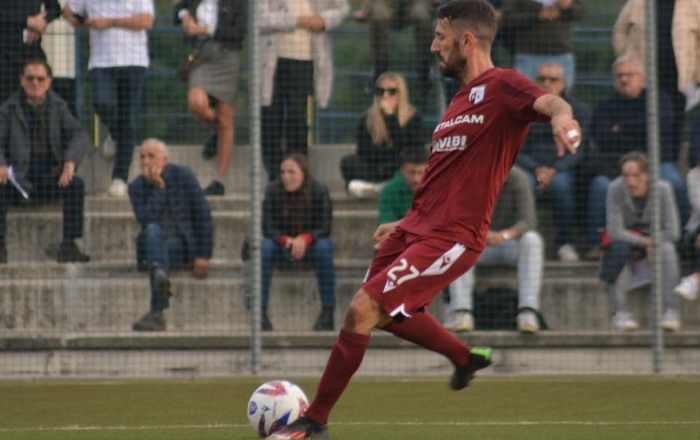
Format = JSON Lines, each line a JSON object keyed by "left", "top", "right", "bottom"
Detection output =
{"left": 68, "top": 0, "right": 86, "bottom": 15}
{"left": 499, "top": 70, "right": 549, "bottom": 123}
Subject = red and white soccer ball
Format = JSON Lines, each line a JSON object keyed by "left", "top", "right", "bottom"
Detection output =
{"left": 247, "top": 380, "right": 309, "bottom": 438}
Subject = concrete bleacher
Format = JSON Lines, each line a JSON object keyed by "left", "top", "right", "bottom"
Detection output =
{"left": 1, "top": 144, "right": 699, "bottom": 377}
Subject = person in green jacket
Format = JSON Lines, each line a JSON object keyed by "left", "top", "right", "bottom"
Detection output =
{"left": 377, "top": 146, "right": 429, "bottom": 224}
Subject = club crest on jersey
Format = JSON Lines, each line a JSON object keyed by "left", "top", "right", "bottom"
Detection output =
{"left": 468, "top": 85, "right": 486, "bottom": 104}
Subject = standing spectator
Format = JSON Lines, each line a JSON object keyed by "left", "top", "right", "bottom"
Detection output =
{"left": 377, "top": 147, "right": 428, "bottom": 224}
{"left": 355, "top": 0, "right": 435, "bottom": 104}
{"left": 446, "top": 166, "right": 544, "bottom": 333}
{"left": 341, "top": 72, "right": 426, "bottom": 199}
{"left": 129, "top": 138, "right": 213, "bottom": 332}
{"left": 42, "top": 0, "right": 77, "bottom": 115}
{"left": 258, "top": 0, "right": 349, "bottom": 181}
{"left": 174, "top": 0, "right": 247, "bottom": 196}
{"left": 501, "top": 0, "right": 584, "bottom": 91}
{"left": 675, "top": 162, "right": 700, "bottom": 301}
{"left": 517, "top": 62, "right": 589, "bottom": 262}
{"left": 599, "top": 152, "right": 681, "bottom": 332}
{"left": 613, "top": 0, "right": 700, "bottom": 158}
{"left": 64, "top": 0, "right": 154, "bottom": 198}
{"left": 0, "top": 58, "right": 89, "bottom": 264}
{"left": 0, "top": 1, "right": 61, "bottom": 104}
{"left": 583, "top": 56, "right": 682, "bottom": 257}
{"left": 261, "top": 153, "right": 335, "bottom": 332}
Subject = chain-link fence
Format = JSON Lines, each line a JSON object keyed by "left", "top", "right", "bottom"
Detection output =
{"left": 0, "top": 0, "right": 698, "bottom": 380}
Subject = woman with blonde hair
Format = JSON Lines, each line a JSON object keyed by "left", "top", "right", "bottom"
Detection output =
{"left": 340, "top": 71, "right": 426, "bottom": 198}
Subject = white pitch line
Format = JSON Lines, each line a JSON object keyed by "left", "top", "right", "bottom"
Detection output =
{"left": 2, "top": 420, "right": 700, "bottom": 433}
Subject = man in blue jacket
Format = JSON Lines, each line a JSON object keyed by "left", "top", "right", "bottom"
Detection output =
{"left": 129, "top": 138, "right": 213, "bottom": 331}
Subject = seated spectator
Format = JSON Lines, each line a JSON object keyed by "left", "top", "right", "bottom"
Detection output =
{"left": 174, "top": 0, "right": 247, "bottom": 196}
{"left": 0, "top": 58, "right": 89, "bottom": 264}
{"left": 517, "top": 62, "right": 589, "bottom": 262}
{"left": 674, "top": 163, "right": 700, "bottom": 301}
{"left": 583, "top": 55, "right": 683, "bottom": 257}
{"left": 501, "top": 0, "right": 584, "bottom": 91}
{"left": 130, "top": 139, "right": 213, "bottom": 331}
{"left": 377, "top": 146, "right": 429, "bottom": 225}
{"left": 261, "top": 153, "right": 335, "bottom": 332}
{"left": 341, "top": 72, "right": 425, "bottom": 199}
{"left": 600, "top": 152, "right": 681, "bottom": 332}
{"left": 446, "top": 166, "right": 544, "bottom": 333}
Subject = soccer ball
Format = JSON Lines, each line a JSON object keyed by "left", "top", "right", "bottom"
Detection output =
{"left": 247, "top": 380, "right": 309, "bottom": 438}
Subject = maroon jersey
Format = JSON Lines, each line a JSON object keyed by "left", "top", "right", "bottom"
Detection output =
{"left": 399, "top": 68, "right": 548, "bottom": 251}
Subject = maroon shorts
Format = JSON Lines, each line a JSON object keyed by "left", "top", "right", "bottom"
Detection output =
{"left": 362, "top": 228, "right": 480, "bottom": 320}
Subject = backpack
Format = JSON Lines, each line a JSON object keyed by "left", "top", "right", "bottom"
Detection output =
{"left": 473, "top": 287, "right": 549, "bottom": 330}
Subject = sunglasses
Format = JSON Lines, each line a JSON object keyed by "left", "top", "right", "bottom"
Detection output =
{"left": 536, "top": 75, "right": 562, "bottom": 83}
{"left": 375, "top": 87, "right": 398, "bottom": 97}
{"left": 24, "top": 75, "right": 48, "bottom": 83}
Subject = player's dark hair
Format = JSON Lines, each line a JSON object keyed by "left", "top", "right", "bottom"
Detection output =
{"left": 437, "top": 0, "right": 498, "bottom": 46}
{"left": 21, "top": 57, "right": 53, "bottom": 79}
{"left": 400, "top": 146, "right": 429, "bottom": 166}
{"left": 619, "top": 151, "right": 649, "bottom": 173}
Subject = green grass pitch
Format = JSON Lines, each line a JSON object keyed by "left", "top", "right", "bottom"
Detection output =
{"left": 1, "top": 376, "right": 699, "bottom": 440}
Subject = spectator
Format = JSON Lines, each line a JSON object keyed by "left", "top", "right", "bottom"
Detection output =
{"left": 674, "top": 163, "right": 700, "bottom": 301}
{"left": 0, "top": 1, "right": 61, "bottom": 104}
{"left": 501, "top": 0, "right": 584, "bottom": 91}
{"left": 64, "top": 0, "right": 154, "bottom": 198}
{"left": 174, "top": 0, "right": 247, "bottom": 196}
{"left": 129, "top": 138, "right": 213, "bottom": 332}
{"left": 584, "top": 55, "right": 682, "bottom": 257}
{"left": 341, "top": 71, "right": 426, "bottom": 199}
{"left": 517, "top": 62, "right": 589, "bottom": 262}
{"left": 446, "top": 166, "right": 544, "bottom": 333}
{"left": 599, "top": 152, "right": 681, "bottom": 332}
{"left": 613, "top": 0, "right": 700, "bottom": 160}
{"left": 0, "top": 58, "right": 89, "bottom": 264}
{"left": 377, "top": 146, "right": 429, "bottom": 224}
{"left": 41, "top": 0, "right": 77, "bottom": 115}
{"left": 261, "top": 153, "right": 335, "bottom": 332}
{"left": 258, "top": 0, "right": 349, "bottom": 181}
{"left": 354, "top": 0, "right": 435, "bottom": 104}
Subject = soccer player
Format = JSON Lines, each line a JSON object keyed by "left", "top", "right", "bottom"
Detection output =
{"left": 269, "top": 1, "right": 582, "bottom": 438}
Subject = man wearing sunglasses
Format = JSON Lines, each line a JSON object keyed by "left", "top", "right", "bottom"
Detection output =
{"left": 0, "top": 58, "right": 90, "bottom": 263}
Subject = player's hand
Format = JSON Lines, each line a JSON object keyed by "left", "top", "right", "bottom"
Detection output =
{"left": 290, "top": 236, "right": 308, "bottom": 261}
{"left": 87, "top": 17, "right": 113, "bottom": 30}
{"left": 0, "top": 166, "right": 8, "bottom": 185}
{"left": 58, "top": 161, "right": 75, "bottom": 188}
{"left": 192, "top": 257, "right": 209, "bottom": 279}
{"left": 551, "top": 114, "right": 582, "bottom": 157}
{"left": 373, "top": 221, "right": 399, "bottom": 249}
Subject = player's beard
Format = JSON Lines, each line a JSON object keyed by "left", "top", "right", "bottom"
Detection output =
{"left": 438, "top": 50, "right": 467, "bottom": 81}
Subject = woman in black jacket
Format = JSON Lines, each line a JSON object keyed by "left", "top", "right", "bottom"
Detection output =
{"left": 340, "top": 71, "right": 425, "bottom": 198}
{"left": 175, "top": 0, "right": 246, "bottom": 196}
{"left": 261, "top": 153, "right": 335, "bottom": 331}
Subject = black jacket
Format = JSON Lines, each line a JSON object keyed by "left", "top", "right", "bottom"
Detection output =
{"left": 174, "top": 0, "right": 246, "bottom": 50}
{"left": 0, "top": 0, "right": 61, "bottom": 50}
{"left": 262, "top": 178, "right": 332, "bottom": 242}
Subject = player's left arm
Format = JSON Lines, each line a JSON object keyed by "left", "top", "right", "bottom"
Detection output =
{"left": 533, "top": 94, "right": 581, "bottom": 157}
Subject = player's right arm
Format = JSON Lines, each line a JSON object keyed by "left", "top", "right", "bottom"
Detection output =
{"left": 533, "top": 94, "right": 581, "bottom": 157}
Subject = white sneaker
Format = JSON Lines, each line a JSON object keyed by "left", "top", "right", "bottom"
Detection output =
{"left": 101, "top": 135, "right": 116, "bottom": 159}
{"left": 674, "top": 275, "right": 699, "bottom": 301}
{"left": 517, "top": 310, "right": 540, "bottom": 333}
{"left": 108, "top": 178, "right": 127, "bottom": 197}
{"left": 445, "top": 310, "right": 474, "bottom": 333}
{"left": 611, "top": 311, "right": 639, "bottom": 332}
{"left": 557, "top": 244, "right": 580, "bottom": 262}
{"left": 661, "top": 309, "right": 681, "bottom": 332}
{"left": 348, "top": 180, "right": 382, "bottom": 199}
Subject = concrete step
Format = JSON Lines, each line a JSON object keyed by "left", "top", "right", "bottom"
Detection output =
{"left": 1, "top": 263, "right": 698, "bottom": 332}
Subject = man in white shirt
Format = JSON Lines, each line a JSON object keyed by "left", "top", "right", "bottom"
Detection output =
{"left": 64, "top": 0, "right": 154, "bottom": 197}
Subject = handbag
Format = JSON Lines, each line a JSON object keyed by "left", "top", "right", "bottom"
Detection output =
{"left": 177, "top": 48, "right": 202, "bottom": 82}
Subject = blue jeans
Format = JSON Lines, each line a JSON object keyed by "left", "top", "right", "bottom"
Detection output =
{"left": 660, "top": 162, "right": 689, "bottom": 227}
{"left": 140, "top": 224, "right": 188, "bottom": 312}
{"left": 261, "top": 238, "right": 336, "bottom": 310}
{"left": 587, "top": 175, "right": 611, "bottom": 247}
{"left": 514, "top": 53, "right": 575, "bottom": 92}
{"left": 89, "top": 66, "right": 146, "bottom": 182}
{"left": 526, "top": 170, "right": 576, "bottom": 247}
